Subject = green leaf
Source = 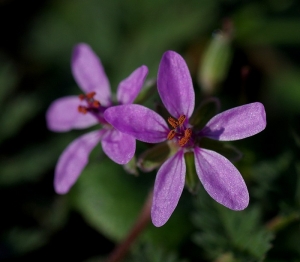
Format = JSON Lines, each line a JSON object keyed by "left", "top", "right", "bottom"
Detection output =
{"left": 250, "top": 151, "right": 292, "bottom": 202}
{"left": 71, "top": 158, "right": 148, "bottom": 241}
{"left": 71, "top": 157, "right": 191, "bottom": 248}
{"left": 192, "top": 188, "right": 273, "bottom": 261}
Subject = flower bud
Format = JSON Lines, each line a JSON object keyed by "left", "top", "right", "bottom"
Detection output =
{"left": 198, "top": 30, "right": 233, "bottom": 95}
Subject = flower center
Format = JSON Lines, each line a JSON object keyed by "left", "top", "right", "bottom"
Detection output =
{"left": 77, "top": 91, "right": 109, "bottom": 125}
{"left": 78, "top": 91, "right": 101, "bottom": 114}
{"left": 167, "top": 115, "right": 193, "bottom": 147}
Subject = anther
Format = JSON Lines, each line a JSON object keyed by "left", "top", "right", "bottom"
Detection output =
{"left": 79, "top": 94, "right": 85, "bottom": 100}
{"left": 86, "top": 91, "right": 96, "bottom": 99}
{"left": 168, "top": 117, "right": 178, "bottom": 129}
{"left": 92, "top": 100, "right": 100, "bottom": 108}
{"left": 178, "top": 128, "right": 192, "bottom": 147}
{"left": 78, "top": 92, "right": 101, "bottom": 110}
{"left": 78, "top": 105, "right": 88, "bottom": 114}
{"left": 168, "top": 115, "right": 186, "bottom": 129}
{"left": 177, "top": 115, "right": 186, "bottom": 126}
{"left": 167, "top": 130, "right": 176, "bottom": 140}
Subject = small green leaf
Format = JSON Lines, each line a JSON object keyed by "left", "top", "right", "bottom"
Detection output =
{"left": 192, "top": 188, "right": 273, "bottom": 261}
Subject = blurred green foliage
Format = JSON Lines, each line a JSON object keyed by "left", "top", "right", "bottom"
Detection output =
{"left": 1, "top": 0, "right": 300, "bottom": 261}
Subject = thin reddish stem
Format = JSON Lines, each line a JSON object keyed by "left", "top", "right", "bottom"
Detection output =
{"left": 106, "top": 190, "right": 153, "bottom": 262}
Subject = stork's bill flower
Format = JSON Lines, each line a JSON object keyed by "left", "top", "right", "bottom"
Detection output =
{"left": 104, "top": 50, "right": 266, "bottom": 227}
{"left": 46, "top": 43, "right": 148, "bottom": 194}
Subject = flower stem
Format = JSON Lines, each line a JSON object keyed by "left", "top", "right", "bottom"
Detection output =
{"left": 106, "top": 190, "right": 153, "bottom": 262}
{"left": 265, "top": 212, "right": 300, "bottom": 232}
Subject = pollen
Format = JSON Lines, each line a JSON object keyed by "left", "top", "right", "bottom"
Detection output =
{"left": 92, "top": 100, "right": 100, "bottom": 108}
{"left": 167, "top": 130, "right": 176, "bottom": 140}
{"left": 86, "top": 91, "right": 96, "bottom": 99}
{"left": 79, "top": 94, "right": 85, "bottom": 100}
{"left": 168, "top": 117, "right": 178, "bottom": 129}
{"left": 166, "top": 115, "right": 191, "bottom": 145}
{"left": 168, "top": 115, "right": 186, "bottom": 129}
{"left": 78, "top": 91, "right": 101, "bottom": 112}
{"left": 78, "top": 105, "right": 88, "bottom": 114}
{"left": 177, "top": 115, "right": 186, "bottom": 126}
{"left": 178, "top": 128, "right": 192, "bottom": 147}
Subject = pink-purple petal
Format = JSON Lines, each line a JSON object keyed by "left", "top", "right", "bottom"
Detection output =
{"left": 200, "top": 102, "right": 266, "bottom": 141}
{"left": 117, "top": 65, "right": 148, "bottom": 105}
{"left": 194, "top": 147, "right": 249, "bottom": 210}
{"left": 71, "top": 43, "right": 111, "bottom": 105}
{"left": 157, "top": 51, "right": 195, "bottom": 119}
{"left": 151, "top": 150, "right": 186, "bottom": 227}
{"left": 102, "top": 128, "right": 136, "bottom": 165}
{"left": 104, "top": 104, "right": 169, "bottom": 143}
{"left": 54, "top": 130, "right": 104, "bottom": 194}
{"left": 46, "top": 96, "right": 98, "bottom": 132}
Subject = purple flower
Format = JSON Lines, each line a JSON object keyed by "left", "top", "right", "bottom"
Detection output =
{"left": 104, "top": 51, "right": 266, "bottom": 227}
{"left": 46, "top": 43, "right": 148, "bottom": 194}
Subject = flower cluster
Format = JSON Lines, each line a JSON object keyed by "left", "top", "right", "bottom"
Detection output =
{"left": 47, "top": 45, "right": 266, "bottom": 227}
